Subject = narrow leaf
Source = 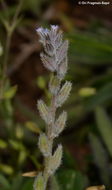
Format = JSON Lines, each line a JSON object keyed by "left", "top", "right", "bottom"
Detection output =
{"left": 56, "top": 81, "right": 72, "bottom": 107}
{"left": 38, "top": 133, "right": 51, "bottom": 157}
{"left": 48, "top": 144, "right": 62, "bottom": 175}
{"left": 95, "top": 106, "right": 112, "bottom": 156}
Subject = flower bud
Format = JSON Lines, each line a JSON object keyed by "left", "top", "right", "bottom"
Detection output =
{"left": 44, "top": 43, "right": 54, "bottom": 57}
{"left": 33, "top": 172, "right": 45, "bottom": 190}
{"left": 56, "top": 81, "right": 72, "bottom": 107}
{"left": 37, "top": 100, "right": 51, "bottom": 124}
{"left": 51, "top": 25, "right": 59, "bottom": 34}
{"left": 38, "top": 133, "right": 51, "bottom": 157}
{"left": 40, "top": 53, "right": 56, "bottom": 72}
{"left": 49, "top": 75, "right": 60, "bottom": 95}
{"left": 52, "top": 111, "right": 67, "bottom": 138}
{"left": 47, "top": 144, "right": 62, "bottom": 175}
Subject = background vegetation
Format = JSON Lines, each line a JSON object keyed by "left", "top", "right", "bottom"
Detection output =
{"left": 0, "top": 0, "right": 112, "bottom": 189}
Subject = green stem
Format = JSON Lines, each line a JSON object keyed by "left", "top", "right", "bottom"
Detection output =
{"left": 0, "top": 32, "right": 12, "bottom": 99}
{"left": 0, "top": 0, "right": 23, "bottom": 99}
{"left": 12, "top": 0, "right": 23, "bottom": 27}
{"left": 3, "top": 32, "right": 11, "bottom": 77}
{"left": 43, "top": 45, "right": 60, "bottom": 188}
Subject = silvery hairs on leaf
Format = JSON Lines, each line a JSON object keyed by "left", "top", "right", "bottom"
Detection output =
{"left": 54, "top": 111, "right": 67, "bottom": 137}
{"left": 56, "top": 81, "right": 72, "bottom": 107}
{"left": 37, "top": 100, "right": 52, "bottom": 125}
{"left": 38, "top": 133, "right": 51, "bottom": 157}
{"left": 47, "top": 144, "right": 63, "bottom": 175}
{"left": 36, "top": 25, "right": 68, "bottom": 79}
{"left": 51, "top": 111, "right": 67, "bottom": 138}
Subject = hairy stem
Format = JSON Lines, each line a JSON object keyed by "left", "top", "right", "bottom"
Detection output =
{"left": 44, "top": 92, "right": 57, "bottom": 188}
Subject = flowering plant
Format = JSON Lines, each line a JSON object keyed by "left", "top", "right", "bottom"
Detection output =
{"left": 34, "top": 25, "right": 72, "bottom": 190}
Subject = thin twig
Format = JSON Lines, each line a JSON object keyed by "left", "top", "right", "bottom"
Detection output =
{"left": 12, "top": 0, "right": 23, "bottom": 26}
{"left": 43, "top": 94, "right": 57, "bottom": 187}
{"left": 0, "top": 0, "right": 24, "bottom": 98}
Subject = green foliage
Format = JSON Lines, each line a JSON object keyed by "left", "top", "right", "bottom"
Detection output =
{"left": 37, "top": 76, "right": 46, "bottom": 90}
{"left": 21, "top": 179, "right": 34, "bottom": 190}
{"left": 85, "top": 83, "right": 112, "bottom": 111}
{"left": 25, "top": 121, "right": 41, "bottom": 134}
{"left": 0, "top": 174, "right": 11, "bottom": 189}
{"left": 89, "top": 133, "right": 110, "bottom": 185}
{"left": 0, "top": 174, "right": 33, "bottom": 190}
{"left": 50, "top": 176, "right": 60, "bottom": 190}
{"left": 0, "top": 164, "right": 14, "bottom": 175}
{"left": 95, "top": 106, "right": 112, "bottom": 156}
{"left": 68, "top": 31, "right": 112, "bottom": 64}
{"left": 57, "top": 169, "right": 87, "bottom": 190}
{"left": 22, "top": 0, "right": 45, "bottom": 15}
{"left": 3, "top": 85, "right": 17, "bottom": 99}
{"left": 0, "top": 138, "right": 8, "bottom": 148}
{"left": 79, "top": 87, "right": 96, "bottom": 97}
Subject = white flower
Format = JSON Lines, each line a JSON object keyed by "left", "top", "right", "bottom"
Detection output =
{"left": 51, "top": 25, "right": 59, "bottom": 32}
{"left": 36, "top": 27, "right": 49, "bottom": 37}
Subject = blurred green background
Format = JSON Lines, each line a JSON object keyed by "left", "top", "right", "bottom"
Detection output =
{"left": 0, "top": 0, "right": 112, "bottom": 189}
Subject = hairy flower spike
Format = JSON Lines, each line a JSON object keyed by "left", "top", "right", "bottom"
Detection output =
{"left": 56, "top": 81, "right": 72, "bottom": 107}
{"left": 35, "top": 25, "right": 72, "bottom": 190}
{"left": 38, "top": 133, "right": 51, "bottom": 157}
{"left": 36, "top": 25, "right": 68, "bottom": 75}
{"left": 47, "top": 144, "right": 62, "bottom": 175}
{"left": 33, "top": 173, "right": 45, "bottom": 190}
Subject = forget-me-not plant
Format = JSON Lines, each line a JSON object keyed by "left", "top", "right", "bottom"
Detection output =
{"left": 34, "top": 25, "right": 72, "bottom": 190}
